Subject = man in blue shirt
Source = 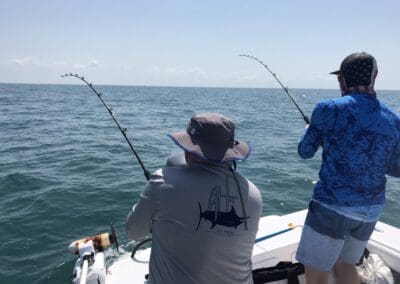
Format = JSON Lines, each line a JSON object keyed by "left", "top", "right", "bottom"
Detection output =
{"left": 295, "top": 52, "right": 400, "bottom": 284}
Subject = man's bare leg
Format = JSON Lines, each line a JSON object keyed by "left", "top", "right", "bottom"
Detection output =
{"left": 305, "top": 266, "right": 329, "bottom": 284}
{"left": 333, "top": 259, "right": 360, "bottom": 284}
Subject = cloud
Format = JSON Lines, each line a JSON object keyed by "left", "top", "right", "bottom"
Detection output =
{"left": 10, "top": 57, "right": 68, "bottom": 68}
{"left": 186, "top": 67, "right": 205, "bottom": 76}
{"left": 10, "top": 57, "right": 58, "bottom": 67}
{"left": 73, "top": 59, "right": 100, "bottom": 69}
{"left": 150, "top": 66, "right": 206, "bottom": 78}
{"left": 166, "top": 67, "right": 177, "bottom": 74}
{"left": 53, "top": 61, "right": 68, "bottom": 67}
{"left": 73, "top": 63, "right": 86, "bottom": 69}
{"left": 11, "top": 57, "right": 34, "bottom": 66}
{"left": 9, "top": 57, "right": 99, "bottom": 69}
{"left": 87, "top": 59, "right": 99, "bottom": 67}
{"left": 151, "top": 65, "right": 161, "bottom": 73}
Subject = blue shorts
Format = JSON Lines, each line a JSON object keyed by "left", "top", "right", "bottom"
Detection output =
{"left": 295, "top": 201, "right": 377, "bottom": 271}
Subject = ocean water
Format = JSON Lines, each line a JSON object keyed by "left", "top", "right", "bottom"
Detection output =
{"left": 1, "top": 83, "right": 400, "bottom": 283}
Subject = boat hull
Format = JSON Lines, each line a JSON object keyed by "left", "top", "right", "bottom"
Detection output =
{"left": 101, "top": 209, "right": 400, "bottom": 283}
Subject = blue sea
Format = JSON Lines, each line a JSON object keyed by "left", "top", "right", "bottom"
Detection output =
{"left": 1, "top": 83, "right": 400, "bottom": 283}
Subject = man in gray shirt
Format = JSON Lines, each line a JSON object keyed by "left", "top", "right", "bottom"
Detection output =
{"left": 126, "top": 113, "right": 262, "bottom": 284}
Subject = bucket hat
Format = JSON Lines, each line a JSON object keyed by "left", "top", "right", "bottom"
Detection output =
{"left": 168, "top": 113, "right": 250, "bottom": 163}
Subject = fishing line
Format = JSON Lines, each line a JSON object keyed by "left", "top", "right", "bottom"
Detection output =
{"left": 61, "top": 73, "right": 151, "bottom": 181}
{"left": 239, "top": 54, "right": 310, "bottom": 124}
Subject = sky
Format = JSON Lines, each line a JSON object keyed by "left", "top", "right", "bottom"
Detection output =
{"left": 0, "top": 0, "right": 399, "bottom": 89}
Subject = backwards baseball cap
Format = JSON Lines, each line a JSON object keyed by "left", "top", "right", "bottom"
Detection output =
{"left": 330, "top": 52, "right": 378, "bottom": 89}
{"left": 168, "top": 113, "right": 250, "bottom": 163}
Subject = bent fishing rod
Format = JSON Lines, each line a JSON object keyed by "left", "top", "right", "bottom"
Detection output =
{"left": 239, "top": 54, "right": 310, "bottom": 124}
{"left": 61, "top": 73, "right": 151, "bottom": 181}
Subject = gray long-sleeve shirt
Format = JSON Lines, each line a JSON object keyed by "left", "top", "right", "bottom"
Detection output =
{"left": 126, "top": 154, "right": 262, "bottom": 284}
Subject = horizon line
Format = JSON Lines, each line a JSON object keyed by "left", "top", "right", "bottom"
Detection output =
{"left": 1, "top": 81, "right": 399, "bottom": 92}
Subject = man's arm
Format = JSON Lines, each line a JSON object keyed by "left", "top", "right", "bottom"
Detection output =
{"left": 125, "top": 174, "right": 160, "bottom": 240}
{"left": 387, "top": 141, "right": 400, "bottom": 177}
{"left": 298, "top": 102, "right": 326, "bottom": 159}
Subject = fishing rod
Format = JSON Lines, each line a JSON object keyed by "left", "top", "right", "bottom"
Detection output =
{"left": 61, "top": 73, "right": 151, "bottom": 181}
{"left": 239, "top": 54, "right": 310, "bottom": 124}
{"left": 255, "top": 223, "right": 298, "bottom": 243}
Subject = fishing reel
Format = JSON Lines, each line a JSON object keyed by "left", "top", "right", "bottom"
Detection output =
{"left": 68, "top": 224, "right": 119, "bottom": 256}
{"left": 69, "top": 224, "right": 119, "bottom": 284}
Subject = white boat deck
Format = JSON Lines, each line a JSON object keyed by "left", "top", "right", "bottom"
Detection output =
{"left": 106, "top": 210, "right": 400, "bottom": 284}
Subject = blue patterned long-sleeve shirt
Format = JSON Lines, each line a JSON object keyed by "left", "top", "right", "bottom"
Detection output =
{"left": 299, "top": 93, "right": 400, "bottom": 206}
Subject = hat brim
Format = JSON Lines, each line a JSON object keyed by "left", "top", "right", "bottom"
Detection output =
{"left": 330, "top": 70, "right": 341, "bottom": 75}
{"left": 168, "top": 131, "right": 251, "bottom": 163}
